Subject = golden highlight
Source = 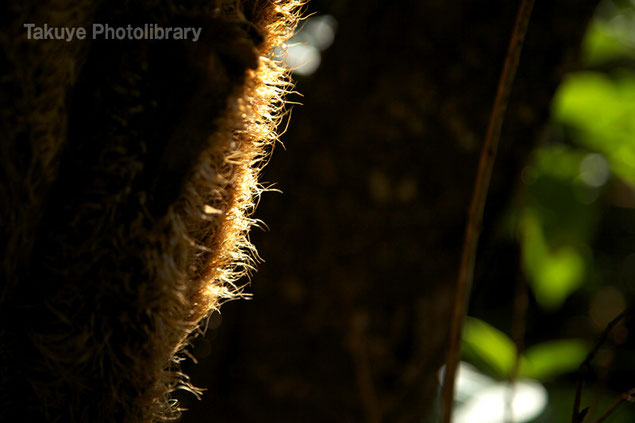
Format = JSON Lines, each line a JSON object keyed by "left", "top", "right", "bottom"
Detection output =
{"left": 0, "top": 1, "right": 303, "bottom": 422}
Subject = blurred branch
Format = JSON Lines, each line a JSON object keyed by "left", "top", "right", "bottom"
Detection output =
{"left": 592, "top": 388, "right": 635, "bottom": 423}
{"left": 572, "top": 309, "right": 631, "bottom": 423}
{"left": 440, "top": 1, "right": 536, "bottom": 422}
{"left": 506, "top": 272, "right": 529, "bottom": 423}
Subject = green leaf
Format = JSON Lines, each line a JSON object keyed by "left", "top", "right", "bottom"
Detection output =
{"left": 553, "top": 72, "right": 635, "bottom": 185}
{"left": 535, "top": 246, "right": 585, "bottom": 309}
{"left": 520, "top": 340, "right": 588, "bottom": 380}
{"left": 582, "top": 21, "right": 635, "bottom": 66}
{"left": 521, "top": 210, "right": 586, "bottom": 310}
{"left": 530, "top": 145, "right": 586, "bottom": 183}
{"left": 462, "top": 318, "right": 589, "bottom": 382}
{"left": 462, "top": 317, "right": 517, "bottom": 379}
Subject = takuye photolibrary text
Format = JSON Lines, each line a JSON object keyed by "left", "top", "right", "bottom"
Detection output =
{"left": 23, "top": 23, "right": 203, "bottom": 42}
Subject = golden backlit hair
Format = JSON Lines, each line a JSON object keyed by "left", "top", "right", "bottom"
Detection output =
{"left": 0, "top": 1, "right": 303, "bottom": 421}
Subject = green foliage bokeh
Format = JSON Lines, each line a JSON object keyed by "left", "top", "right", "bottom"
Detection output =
{"left": 461, "top": 2, "right": 635, "bottom": 421}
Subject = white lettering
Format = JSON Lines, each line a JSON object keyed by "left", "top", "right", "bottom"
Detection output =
{"left": 93, "top": 24, "right": 104, "bottom": 38}
{"left": 23, "top": 23, "right": 35, "bottom": 39}
{"left": 25, "top": 23, "right": 203, "bottom": 42}
{"left": 43, "top": 24, "right": 53, "bottom": 39}
{"left": 133, "top": 27, "right": 143, "bottom": 39}
{"left": 115, "top": 27, "right": 126, "bottom": 39}
{"left": 173, "top": 27, "right": 184, "bottom": 40}
{"left": 154, "top": 25, "right": 165, "bottom": 39}
{"left": 191, "top": 27, "right": 202, "bottom": 43}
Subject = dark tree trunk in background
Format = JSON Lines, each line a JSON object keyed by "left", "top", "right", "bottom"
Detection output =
{"left": 180, "top": 0, "right": 600, "bottom": 422}
{"left": 0, "top": 1, "right": 299, "bottom": 421}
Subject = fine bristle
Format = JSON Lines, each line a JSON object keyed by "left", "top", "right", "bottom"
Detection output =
{"left": 0, "top": 1, "right": 303, "bottom": 421}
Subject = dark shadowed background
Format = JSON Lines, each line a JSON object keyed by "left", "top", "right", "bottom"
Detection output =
{"left": 178, "top": 1, "right": 635, "bottom": 422}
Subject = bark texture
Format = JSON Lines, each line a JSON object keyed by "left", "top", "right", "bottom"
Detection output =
{"left": 0, "top": 1, "right": 299, "bottom": 422}
{"left": 180, "top": 0, "right": 601, "bottom": 422}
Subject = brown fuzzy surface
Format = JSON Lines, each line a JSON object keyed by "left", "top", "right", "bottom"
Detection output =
{"left": 0, "top": 1, "right": 301, "bottom": 421}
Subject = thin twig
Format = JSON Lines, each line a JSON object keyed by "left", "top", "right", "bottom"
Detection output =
{"left": 592, "top": 388, "right": 635, "bottom": 423}
{"left": 506, "top": 272, "right": 529, "bottom": 423}
{"left": 440, "top": 1, "right": 536, "bottom": 422}
{"left": 572, "top": 310, "right": 630, "bottom": 423}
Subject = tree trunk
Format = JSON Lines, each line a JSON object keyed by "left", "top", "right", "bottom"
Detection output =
{"left": 0, "top": 1, "right": 299, "bottom": 421}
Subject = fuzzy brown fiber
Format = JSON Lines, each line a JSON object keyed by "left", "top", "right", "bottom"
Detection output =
{"left": 0, "top": 0, "right": 301, "bottom": 421}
